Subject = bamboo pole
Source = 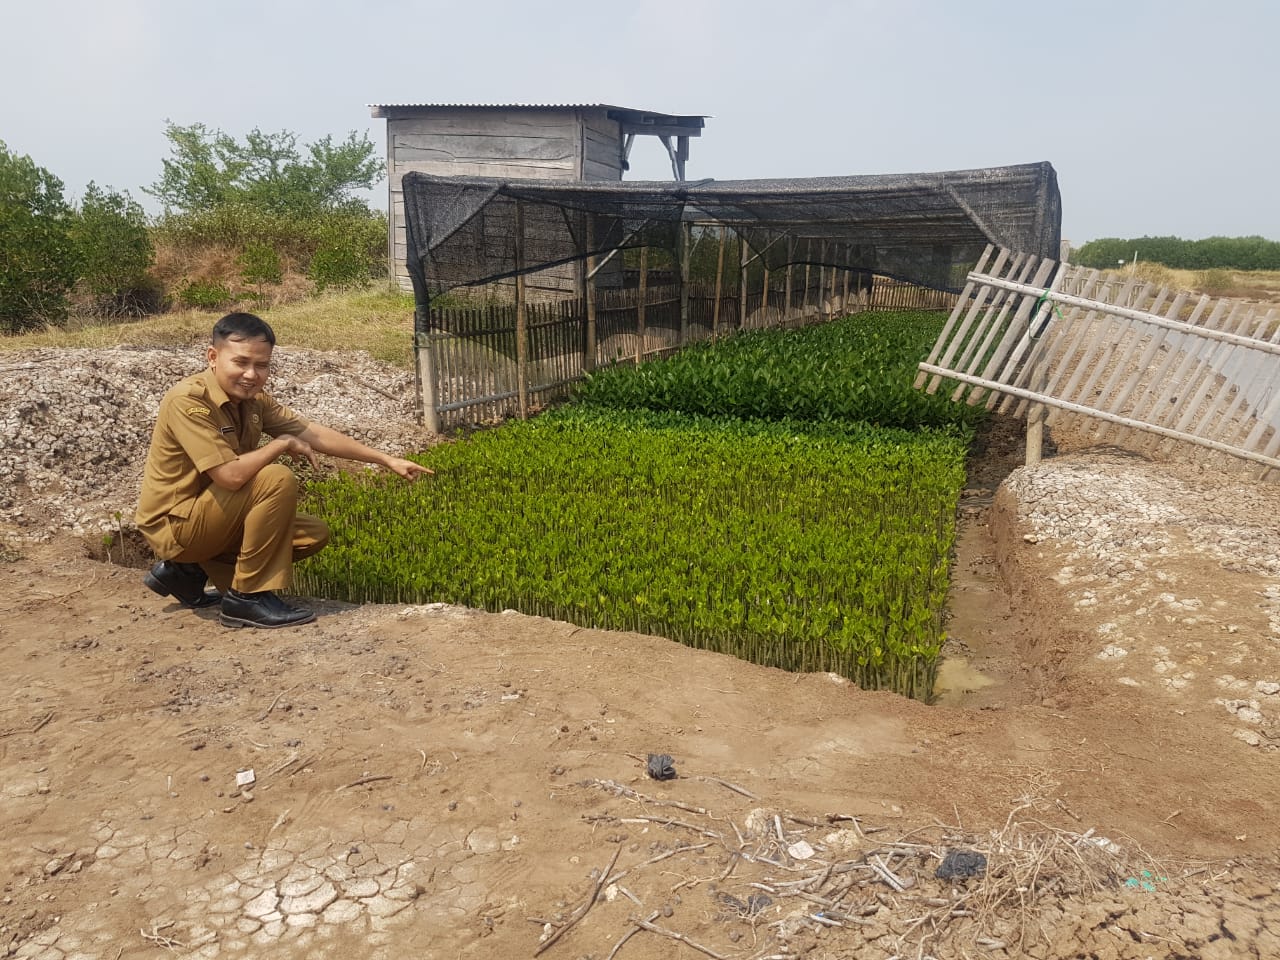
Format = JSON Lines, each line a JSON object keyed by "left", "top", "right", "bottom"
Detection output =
{"left": 415, "top": 319, "right": 440, "bottom": 434}
{"left": 584, "top": 217, "right": 597, "bottom": 372}
{"left": 802, "top": 240, "right": 812, "bottom": 313}
{"left": 711, "top": 229, "right": 725, "bottom": 340}
{"left": 636, "top": 245, "right": 648, "bottom": 363}
{"left": 738, "top": 230, "right": 749, "bottom": 329}
{"left": 514, "top": 200, "right": 529, "bottom": 420}
{"left": 679, "top": 221, "right": 691, "bottom": 344}
{"left": 784, "top": 237, "right": 794, "bottom": 322}
{"left": 761, "top": 265, "right": 770, "bottom": 325}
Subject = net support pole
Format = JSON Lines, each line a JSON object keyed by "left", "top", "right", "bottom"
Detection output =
{"left": 679, "top": 220, "right": 691, "bottom": 344}
{"left": 739, "top": 230, "right": 749, "bottom": 329}
{"left": 636, "top": 245, "right": 648, "bottom": 363}
{"left": 1024, "top": 263, "right": 1067, "bottom": 465}
{"left": 712, "top": 228, "right": 725, "bottom": 340}
{"left": 762, "top": 265, "right": 770, "bottom": 324}
{"left": 584, "top": 216, "right": 597, "bottom": 372}
{"left": 414, "top": 313, "right": 440, "bottom": 435}
{"left": 514, "top": 199, "right": 529, "bottom": 420}
{"left": 784, "top": 237, "right": 794, "bottom": 322}
{"left": 802, "top": 239, "right": 812, "bottom": 313}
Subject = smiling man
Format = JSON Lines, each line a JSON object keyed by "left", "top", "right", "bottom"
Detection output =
{"left": 135, "top": 312, "right": 431, "bottom": 628}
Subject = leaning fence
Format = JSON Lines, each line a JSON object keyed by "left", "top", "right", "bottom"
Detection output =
{"left": 418, "top": 275, "right": 956, "bottom": 430}
{"left": 916, "top": 244, "right": 1280, "bottom": 475}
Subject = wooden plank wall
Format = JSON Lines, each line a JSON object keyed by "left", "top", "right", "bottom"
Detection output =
{"left": 387, "top": 108, "right": 625, "bottom": 289}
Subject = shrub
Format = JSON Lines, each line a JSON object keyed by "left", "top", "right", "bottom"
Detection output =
{"left": 0, "top": 141, "right": 79, "bottom": 330}
{"left": 308, "top": 213, "right": 385, "bottom": 292}
{"left": 70, "top": 182, "right": 155, "bottom": 316}
{"left": 238, "top": 241, "right": 283, "bottom": 285}
{"left": 177, "top": 279, "right": 233, "bottom": 309}
{"left": 1195, "top": 268, "right": 1235, "bottom": 295}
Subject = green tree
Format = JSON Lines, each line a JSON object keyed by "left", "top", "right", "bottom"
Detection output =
{"left": 0, "top": 141, "right": 79, "bottom": 330}
{"left": 146, "top": 121, "right": 383, "bottom": 217}
{"left": 71, "top": 182, "right": 156, "bottom": 313}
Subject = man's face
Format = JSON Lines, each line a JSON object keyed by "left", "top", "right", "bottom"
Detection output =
{"left": 207, "top": 336, "right": 273, "bottom": 402}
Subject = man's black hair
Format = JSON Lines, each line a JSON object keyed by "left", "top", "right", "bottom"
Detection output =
{"left": 212, "top": 312, "right": 277, "bottom": 346}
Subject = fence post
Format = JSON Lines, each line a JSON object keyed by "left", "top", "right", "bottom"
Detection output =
{"left": 514, "top": 199, "right": 529, "bottom": 420}
{"left": 414, "top": 311, "right": 440, "bottom": 434}
{"left": 712, "top": 228, "right": 725, "bottom": 340}
{"left": 679, "top": 220, "right": 691, "bottom": 344}
{"left": 802, "top": 239, "right": 812, "bottom": 314}
{"left": 784, "top": 237, "right": 794, "bottom": 323}
{"left": 636, "top": 245, "right": 648, "bottom": 363}
{"left": 584, "top": 216, "right": 597, "bottom": 372}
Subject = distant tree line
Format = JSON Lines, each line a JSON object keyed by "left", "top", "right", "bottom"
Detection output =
{"left": 1074, "top": 236, "right": 1280, "bottom": 271}
{"left": 0, "top": 123, "right": 387, "bottom": 334}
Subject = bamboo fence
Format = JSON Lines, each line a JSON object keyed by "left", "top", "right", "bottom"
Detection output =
{"left": 916, "top": 244, "right": 1280, "bottom": 474}
{"left": 419, "top": 272, "right": 955, "bottom": 430}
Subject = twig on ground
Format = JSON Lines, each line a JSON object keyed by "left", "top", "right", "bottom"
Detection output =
{"left": 140, "top": 921, "right": 184, "bottom": 949}
{"left": 257, "top": 685, "right": 296, "bottom": 722}
{"left": 633, "top": 917, "right": 729, "bottom": 959}
{"left": 585, "top": 813, "right": 722, "bottom": 841}
{"left": 584, "top": 778, "right": 709, "bottom": 815}
{"left": 535, "top": 846, "right": 621, "bottom": 956}
{"left": 337, "top": 774, "right": 392, "bottom": 791}
{"left": 31, "top": 712, "right": 54, "bottom": 733}
{"left": 695, "top": 775, "right": 759, "bottom": 799}
{"left": 605, "top": 910, "right": 660, "bottom": 960}
{"left": 605, "top": 842, "right": 712, "bottom": 885}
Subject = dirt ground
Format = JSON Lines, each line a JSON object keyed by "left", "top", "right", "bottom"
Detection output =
{"left": 5, "top": 353, "right": 1280, "bottom": 959}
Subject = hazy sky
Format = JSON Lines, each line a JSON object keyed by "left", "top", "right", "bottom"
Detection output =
{"left": 3, "top": 0, "right": 1276, "bottom": 245}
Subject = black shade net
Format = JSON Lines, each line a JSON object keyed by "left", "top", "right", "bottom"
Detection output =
{"left": 401, "top": 161, "right": 1061, "bottom": 317}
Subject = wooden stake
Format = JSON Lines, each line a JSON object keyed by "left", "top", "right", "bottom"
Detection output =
{"left": 636, "top": 245, "right": 648, "bottom": 363}
{"left": 514, "top": 200, "right": 529, "bottom": 420}
{"left": 679, "top": 220, "right": 691, "bottom": 344}
{"left": 584, "top": 216, "right": 597, "bottom": 372}
{"left": 711, "top": 229, "right": 725, "bottom": 339}
{"left": 738, "top": 230, "right": 749, "bottom": 329}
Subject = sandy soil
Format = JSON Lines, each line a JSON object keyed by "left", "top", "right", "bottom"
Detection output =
{"left": 4, "top": 349, "right": 1280, "bottom": 960}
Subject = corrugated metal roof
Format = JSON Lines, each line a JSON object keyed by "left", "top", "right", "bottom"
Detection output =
{"left": 368, "top": 102, "right": 707, "bottom": 119}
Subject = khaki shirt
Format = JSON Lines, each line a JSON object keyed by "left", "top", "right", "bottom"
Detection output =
{"left": 136, "top": 367, "right": 308, "bottom": 557}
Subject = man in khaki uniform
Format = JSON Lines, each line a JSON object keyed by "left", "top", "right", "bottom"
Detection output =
{"left": 136, "top": 312, "right": 430, "bottom": 628}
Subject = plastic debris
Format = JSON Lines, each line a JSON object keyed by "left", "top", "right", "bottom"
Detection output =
{"left": 936, "top": 848, "right": 987, "bottom": 879}
{"left": 646, "top": 753, "right": 676, "bottom": 781}
{"left": 235, "top": 769, "right": 256, "bottom": 788}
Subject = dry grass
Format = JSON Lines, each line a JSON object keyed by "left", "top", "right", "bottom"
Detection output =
{"left": 1118, "top": 264, "right": 1280, "bottom": 304}
{"left": 0, "top": 287, "right": 418, "bottom": 368}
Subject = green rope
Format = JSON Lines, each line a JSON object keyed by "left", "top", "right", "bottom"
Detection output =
{"left": 1030, "top": 289, "right": 1064, "bottom": 340}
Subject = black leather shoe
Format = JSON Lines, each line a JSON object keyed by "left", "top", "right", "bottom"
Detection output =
{"left": 219, "top": 589, "right": 317, "bottom": 629}
{"left": 144, "top": 560, "right": 220, "bottom": 608}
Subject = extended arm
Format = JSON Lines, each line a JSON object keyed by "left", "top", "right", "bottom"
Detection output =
{"left": 297, "top": 422, "right": 433, "bottom": 480}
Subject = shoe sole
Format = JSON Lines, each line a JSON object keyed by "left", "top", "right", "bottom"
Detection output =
{"left": 219, "top": 611, "right": 318, "bottom": 629}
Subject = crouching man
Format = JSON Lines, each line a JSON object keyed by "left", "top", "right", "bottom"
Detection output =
{"left": 135, "top": 312, "right": 431, "bottom": 628}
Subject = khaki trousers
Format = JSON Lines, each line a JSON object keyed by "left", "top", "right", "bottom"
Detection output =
{"left": 167, "top": 464, "right": 330, "bottom": 594}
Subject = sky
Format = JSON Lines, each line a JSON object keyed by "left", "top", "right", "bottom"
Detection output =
{"left": 3, "top": 0, "right": 1277, "bottom": 246}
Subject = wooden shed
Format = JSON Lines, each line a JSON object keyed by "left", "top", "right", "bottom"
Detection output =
{"left": 368, "top": 103, "right": 706, "bottom": 289}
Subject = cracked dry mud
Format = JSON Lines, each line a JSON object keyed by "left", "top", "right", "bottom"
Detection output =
{"left": 4, "top": 345, "right": 1280, "bottom": 959}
